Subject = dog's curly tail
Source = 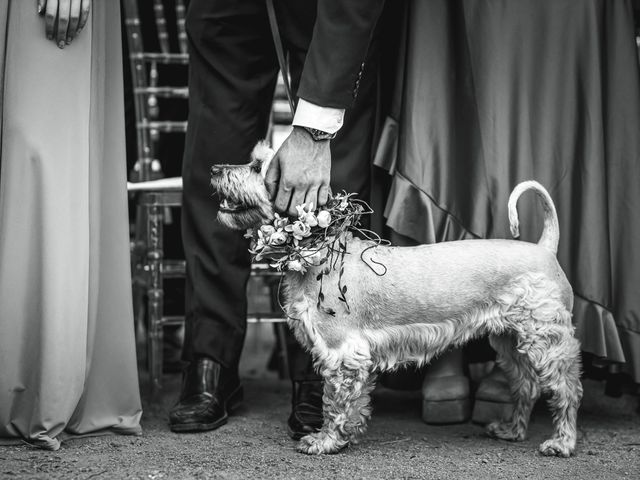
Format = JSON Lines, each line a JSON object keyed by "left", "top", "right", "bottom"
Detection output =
{"left": 508, "top": 181, "right": 560, "bottom": 254}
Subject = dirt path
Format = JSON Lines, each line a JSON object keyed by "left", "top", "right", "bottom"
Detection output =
{"left": 1, "top": 372, "right": 639, "bottom": 480}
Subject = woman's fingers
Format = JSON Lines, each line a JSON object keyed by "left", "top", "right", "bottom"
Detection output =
{"left": 66, "top": 0, "right": 82, "bottom": 43}
{"left": 55, "top": 0, "right": 71, "bottom": 48}
{"left": 77, "top": 0, "right": 90, "bottom": 34}
{"left": 44, "top": 0, "right": 58, "bottom": 40}
{"left": 42, "top": 0, "right": 88, "bottom": 46}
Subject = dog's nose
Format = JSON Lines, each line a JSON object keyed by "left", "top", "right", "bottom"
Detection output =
{"left": 211, "top": 165, "right": 222, "bottom": 176}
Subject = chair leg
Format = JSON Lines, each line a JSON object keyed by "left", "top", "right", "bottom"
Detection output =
{"left": 146, "top": 203, "right": 165, "bottom": 399}
{"left": 131, "top": 203, "right": 148, "bottom": 348}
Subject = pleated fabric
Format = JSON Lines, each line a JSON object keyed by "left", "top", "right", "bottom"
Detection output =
{"left": 375, "top": 0, "right": 640, "bottom": 382}
{"left": 0, "top": 1, "right": 142, "bottom": 449}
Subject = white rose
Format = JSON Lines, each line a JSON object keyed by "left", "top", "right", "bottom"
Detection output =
{"left": 317, "top": 210, "right": 332, "bottom": 228}
{"left": 268, "top": 230, "right": 288, "bottom": 246}
{"left": 289, "top": 220, "right": 311, "bottom": 240}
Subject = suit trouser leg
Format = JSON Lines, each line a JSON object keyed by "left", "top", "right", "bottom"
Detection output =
{"left": 279, "top": 7, "right": 382, "bottom": 381}
{"left": 181, "top": 0, "right": 278, "bottom": 369}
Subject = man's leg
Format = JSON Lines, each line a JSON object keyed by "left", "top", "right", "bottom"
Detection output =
{"left": 170, "top": 0, "right": 278, "bottom": 432}
{"left": 278, "top": 0, "right": 382, "bottom": 438}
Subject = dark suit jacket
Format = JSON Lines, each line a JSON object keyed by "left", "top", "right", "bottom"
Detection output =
{"left": 297, "top": 0, "right": 386, "bottom": 109}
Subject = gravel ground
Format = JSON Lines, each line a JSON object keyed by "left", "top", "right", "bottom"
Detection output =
{"left": 2, "top": 325, "right": 639, "bottom": 480}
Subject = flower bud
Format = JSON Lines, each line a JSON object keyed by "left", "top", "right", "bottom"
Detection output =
{"left": 260, "top": 225, "right": 276, "bottom": 237}
{"left": 273, "top": 213, "right": 289, "bottom": 230}
{"left": 287, "top": 260, "right": 305, "bottom": 272}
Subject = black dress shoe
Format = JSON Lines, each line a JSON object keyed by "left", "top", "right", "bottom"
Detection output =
{"left": 169, "top": 357, "right": 243, "bottom": 433}
{"left": 287, "top": 380, "right": 324, "bottom": 440}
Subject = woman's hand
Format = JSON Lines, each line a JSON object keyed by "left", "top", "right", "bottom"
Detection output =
{"left": 37, "top": 0, "right": 91, "bottom": 48}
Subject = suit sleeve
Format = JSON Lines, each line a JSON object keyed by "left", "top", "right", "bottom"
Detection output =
{"left": 297, "top": 0, "right": 386, "bottom": 109}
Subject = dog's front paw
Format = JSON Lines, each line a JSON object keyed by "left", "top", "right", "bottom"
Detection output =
{"left": 486, "top": 421, "right": 525, "bottom": 442}
{"left": 296, "top": 431, "right": 348, "bottom": 455}
{"left": 538, "top": 438, "right": 574, "bottom": 458}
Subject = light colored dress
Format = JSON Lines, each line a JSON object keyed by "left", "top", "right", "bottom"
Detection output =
{"left": 0, "top": 1, "right": 142, "bottom": 449}
{"left": 375, "top": 0, "right": 640, "bottom": 384}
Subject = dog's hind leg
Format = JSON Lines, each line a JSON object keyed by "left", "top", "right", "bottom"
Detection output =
{"left": 297, "top": 361, "right": 375, "bottom": 455}
{"left": 486, "top": 334, "right": 540, "bottom": 442}
{"left": 534, "top": 332, "right": 583, "bottom": 457}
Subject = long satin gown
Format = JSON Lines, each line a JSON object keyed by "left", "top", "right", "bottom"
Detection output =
{"left": 375, "top": 0, "right": 640, "bottom": 384}
{"left": 0, "top": 1, "right": 142, "bottom": 449}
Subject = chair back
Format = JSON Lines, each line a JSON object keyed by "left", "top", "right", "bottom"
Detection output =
{"left": 122, "top": 0, "right": 189, "bottom": 182}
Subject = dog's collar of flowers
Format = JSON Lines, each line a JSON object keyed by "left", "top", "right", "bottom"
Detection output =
{"left": 245, "top": 192, "right": 388, "bottom": 316}
{"left": 245, "top": 192, "right": 371, "bottom": 274}
{"left": 245, "top": 192, "right": 382, "bottom": 316}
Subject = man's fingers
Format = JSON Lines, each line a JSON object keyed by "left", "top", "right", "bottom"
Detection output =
{"left": 274, "top": 186, "right": 292, "bottom": 216}
{"left": 56, "top": 0, "right": 71, "bottom": 48}
{"left": 45, "top": 0, "right": 58, "bottom": 40}
{"left": 77, "top": 0, "right": 90, "bottom": 33}
{"left": 264, "top": 155, "right": 281, "bottom": 201}
{"left": 304, "top": 188, "right": 319, "bottom": 211}
{"left": 288, "top": 190, "right": 306, "bottom": 217}
{"left": 318, "top": 184, "right": 330, "bottom": 208}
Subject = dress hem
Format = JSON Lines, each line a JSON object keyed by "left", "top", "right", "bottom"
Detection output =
{"left": 375, "top": 117, "right": 634, "bottom": 381}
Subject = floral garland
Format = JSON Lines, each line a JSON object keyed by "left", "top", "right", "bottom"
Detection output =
{"left": 244, "top": 192, "right": 374, "bottom": 315}
{"left": 245, "top": 192, "right": 370, "bottom": 272}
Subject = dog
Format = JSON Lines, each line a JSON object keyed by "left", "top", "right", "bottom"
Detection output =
{"left": 211, "top": 142, "right": 583, "bottom": 457}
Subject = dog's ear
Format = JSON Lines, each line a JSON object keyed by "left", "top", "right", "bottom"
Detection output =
{"left": 250, "top": 140, "right": 275, "bottom": 177}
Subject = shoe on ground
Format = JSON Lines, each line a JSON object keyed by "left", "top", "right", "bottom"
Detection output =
{"left": 421, "top": 374, "right": 471, "bottom": 424}
{"left": 287, "top": 380, "right": 324, "bottom": 440}
{"left": 169, "top": 357, "right": 243, "bottom": 433}
{"left": 471, "top": 364, "right": 514, "bottom": 425}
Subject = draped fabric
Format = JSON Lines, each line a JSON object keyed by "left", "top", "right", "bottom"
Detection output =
{"left": 0, "top": 2, "right": 8, "bottom": 153}
{"left": 0, "top": 1, "right": 142, "bottom": 449}
{"left": 375, "top": 0, "right": 640, "bottom": 383}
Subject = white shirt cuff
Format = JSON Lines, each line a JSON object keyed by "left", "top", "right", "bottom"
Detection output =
{"left": 292, "top": 98, "right": 345, "bottom": 134}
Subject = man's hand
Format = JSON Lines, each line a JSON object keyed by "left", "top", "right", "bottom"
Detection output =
{"left": 264, "top": 126, "right": 331, "bottom": 217}
{"left": 38, "top": 0, "right": 91, "bottom": 48}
